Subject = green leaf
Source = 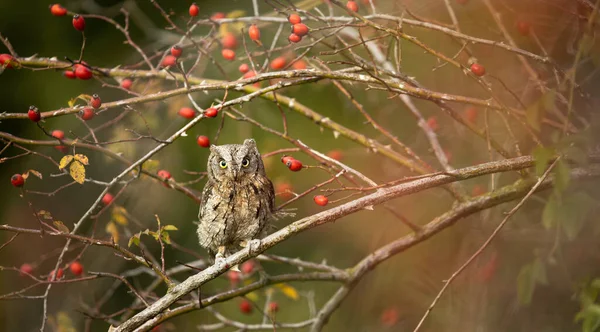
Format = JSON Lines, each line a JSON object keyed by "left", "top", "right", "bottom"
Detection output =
{"left": 128, "top": 233, "right": 140, "bottom": 247}
{"left": 553, "top": 159, "right": 570, "bottom": 194}
{"left": 560, "top": 192, "right": 595, "bottom": 241}
{"left": 163, "top": 225, "right": 178, "bottom": 231}
{"left": 533, "top": 147, "right": 554, "bottom": 177}
{"left": 53, "top": 220, "right": 69, "bottom": 233}
{"left": 517, "top": 263, "right": 536, "bottom": 305}
{"left": 532, "top": 258, "right": 548, "bottom": 285}
{"left": 542, "top": 194, "right": 559, "bottom": 229}
{"left": 161, "top": 231, "right": 171, "bottom": 244}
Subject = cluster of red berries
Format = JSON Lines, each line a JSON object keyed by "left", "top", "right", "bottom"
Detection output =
{"left": 286, "top": 13, "right": 309, "bottom": 43}
{"left": 281, "top": 155, "right": 302, "bottom": 172}
{"left": 157, "top": 169, "right": 172, "bottom": 187}
{"left": 21, "top": 260, "right": 84, "bottom": 281}
{"left": 64, "top": 63, "right": 93, "bottom": 80}
{"left": 51, "top": 130, "right": 68, "bottom": 154}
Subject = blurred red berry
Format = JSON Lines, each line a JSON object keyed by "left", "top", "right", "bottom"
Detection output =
{"left": 11, "top": 174, "right": 25, "bottom": 187}
{"left": 63, "top": 70, "right": 76, "bottom": 79}
{"left": 48, "top": 268, "right": 64, "bottom": 281}
{"left": 239, "top": 300, "right": 253, "bottom": 314}
{"left": 249, "top": 24, "right": 261, "bottom": 41}
{"left": 178, "top": 107, "right": 196, "bottom": 119}
{"left": 270, "top": 57, "right": 286, "bottom": 70}
{"left": 157, "top": 170, "right": 172, "bottom": 180}
{"left": 204, "top": 107, "right": 218, "bottom": 118}
{"left": 69, "top": 261, "right": 83, "bottom": 276}
{"left": 288, "top": 33, "right": 302, "bottom": 43}
{"left": 292, "top": 60, "right": 307, "bottom": 70}
{"left": 102, "top": 193, "right": 114, "bottom": 206}
{"left": 170, "top": 45, "right": 183, "bottom": 58}
{"left": 80, "top": 107, "right": 95, "bottom": 121}
{"left": 50, "top": 4, "right": 67, "bottom": 16}
{"left": 241, "top": 260, "right": 255, "bottom": 274}
{"left": 243, "top": 70, "right": 256, "bottom": 79}
{"left": 268, "top": 302, "right": 279, "bottom": 313}
{"left": 380, "top": 307, "right": 400, "bottom": 327}
{"left": 51, "top": 130, "right": 65, "bottom": 140}
{"left": 327, "top": 150, "right": 343, "bottom": 161}
{"left": 287, "top": 159, "right": 303, "bottom": 172}
{"left": 465, "top": 107, "right": 478, "bottom": 123}
{"left": 314, "top": 195, "right": 329, "bottom": 206}
{"left": 72, "top": 14, "right": 85, "bottom": 31}
{"left": 197, "top": 135, "right": 210, "bottom": 148}
{"left": 292, "top": 23, "right": 309, "bottom": 37}
{"left": 227, "top": 270, "right": 241, "bottom": 284}
{"left": 288, "top": 13, "right": 302, "bottom": 24}
{"left": 211, "top": 12, "right": 225, "bottom": 20}
{"left": 121, "top": 78, "right": 133, "bottom": 90}
{"left": 75, "top": 64, "right": 93, "bottom": 80}
{"left": 238, "top": 63, "right": 250, "bottom": 74}
{"left": 91, "top": 94, "right": 102, "bottom": 109}
{"left": 472, "top": 185, "right": 485, "bottom": 196}
{"left": 470, "top": 63, "right": 485, "bottom": 76}
{"left": 426, "top": 116, "right": 439, "bottom": 131}
{"left": 221, "top": 33, "right": 238, "bottom": 49}
{"left": 28, "top": 106, "right": 41, "bottom": 122}
{"left": 221, "top": 49, "right": 235, "bottom": 61}
{"left": 275, "top": 181, "right": 294, "bottom": 199}
{"left": 346, "top": 0, "right": 359, "bottom": 12}
{"left": 189, "top": 3, "right": 199, "bottom": 17}
{"left": 476, "top": 252, "right": 498, "bottom": 282}
{"left": 161, "top": 55, "right": 177, "bottom": 68}
{"left": 19, "top": 263, "right": 34, "bottom": 276}
{"left": 0, "top": 54, "right": 16, "bottom": 69}
{"left": 516, "top": 20, "right": 531, "bottom": 35}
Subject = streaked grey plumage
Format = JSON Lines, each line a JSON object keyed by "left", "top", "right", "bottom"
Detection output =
{"left": 197, "top": 139, "right": 275, "bottom": 261}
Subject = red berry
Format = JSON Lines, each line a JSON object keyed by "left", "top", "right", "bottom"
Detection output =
{"left": 243, "top": 70, "right": 256, "bottom": 79}
{"left": 426, "top": 116, "right": 439, "bottom": 131}
{"left": 268, "top": 302, "right": 279, "bottom": 313}
{"left": 472, "top": 185, "right": 485, "bottom": 196}
{"left": 465, "top": 107, "right": 478, "bottom": 123}
{"left": 0, "top": 54, "right": 15, "bottom": 69}
{"left": 50, "top": 4, "right": 67, "bottom": 16}
{"left": 178, "top": 107, "right": 196, "bottom": 119}
{"left": 157, "top": 170, "right": 171, "bottom": 180}
{"left": 221, "top": 49, "right": 235, "bottom": 61}
{"left": 248, "top": 24, "right": 261, "bottom": 41}
{"left": 221, "top": 33, "right": 238, "bottom": 49}
{"left": 288, "top": 13, "right": 302, "bottom": 25}
{"left": 227, "top": 270, "right": 241, "bottom": 284}
{"left": 19, "top": 263, "right": 34, "bottom": 276}
{"left": 346, "top": 0, "right": 359, "bottom": 12}
{"left": 291, "top": 23, "right": 309, "bottom": 37}
{"left": 239, "top": 300, "right": 253, "bottom": 314}
{"left": 72, "top": 14, "right": 85, "bottom": 31}
{"left": 75, "top": 64, "right": 93, "bottom": 80}
{"left": 28, "top": 106, "right": 41, "bottom": 122}
{"left": 69, "top": 261, "right": 83, "bottom": 276}
{"left": 170, "top": 45, "right": 183, "bottom": 58}
{"left": 275, "top": 181, "right": 294, "bottom": 199}
{"left": 91, "top": 94, "right": 101, "bottom": 109}
{"left": 270, "top": 57, "right": 287, "bottom": 70}
{"left": 189, "top": 3, "right": 199, "bottom": 17}
{"left": 470, "top": 63, "right": 485, "bottom": 76}
{"left": 241, "top": 260, "right": 255, "bottom": 274}
{"left": 11, "top": 174, "right": 25, "bottom": 187}
{"left": 287, "top": 159, "right": 303, "bottom": 172}
{"left": 292, "top": 60, "right": 307, "bottom": 70}
{"left": 121, "top": 78, "right": 133, "bottom": 90}
{"left": 63, "top": 70, "right": 76, "bottom": 79}
{"left": 380, "top": 307, "right": 400, "bottom": 327}
{"left": 51, "top": 130, "right": 65, "bottom": 140}
{"left": 314, "top": 195, "right": 329, "bottom": 206}
{"left": 197, "top": 135, "right": 210, "bottom": 148}
{"left": 288, "top": 33, "right": 302, "bottom": 43}
{"left": 48, "top": 268, "right": 64, "bottom": 281}
{"left": 204, "top": 107, "right": 218, "bottom": 118}
{"left": 55, "top": 146, "right": 69, "bottom": 154}
{"left": 102, "top": 193, "right": 114, "bottom": 205}
{"left": 238, "top": 63, "right": 250, "bottom": 74}
{"left": 516, "top": 21, "right": 531, "bottom": 35}
{"left": 281, "top": 155, "right": 294, "bottom": 165}
{"left": 80, "top": 107, "right": 95, "bottom": 121}
{"left": 161, "top": 55, "right": 177, "bottom": 68}
{"left": 211, "top": 12, "right": 225, "bottom": 20}
{"left": 327, "top": 150, "right": 343, "bottom": 161}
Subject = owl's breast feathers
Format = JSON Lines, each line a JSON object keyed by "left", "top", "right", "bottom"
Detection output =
{"left": 197, "top": 173, "right": 275, "bottom": 255}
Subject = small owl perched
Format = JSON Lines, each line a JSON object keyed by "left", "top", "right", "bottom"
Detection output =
{"left": 197, "top": 139, "right": 275, "bottom": 263}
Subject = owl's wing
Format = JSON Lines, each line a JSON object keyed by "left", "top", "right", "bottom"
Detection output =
{"left": 198, "top": 180, "right": 214, "bottom": 220}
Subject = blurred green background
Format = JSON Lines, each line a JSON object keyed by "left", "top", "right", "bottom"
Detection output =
{"left": 1, "top": 0, "right": 600, "bottom": 331}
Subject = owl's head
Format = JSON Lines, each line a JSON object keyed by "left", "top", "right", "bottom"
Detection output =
{"left": 207, "top": 139, "right": 266, "bottom": 182}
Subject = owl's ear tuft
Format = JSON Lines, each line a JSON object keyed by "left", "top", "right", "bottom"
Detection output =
{"left": 209, "top": 144, "right": 218, "bottom": 153}
{"left": 243, "top": 138, "right": 256, "bottom": 148}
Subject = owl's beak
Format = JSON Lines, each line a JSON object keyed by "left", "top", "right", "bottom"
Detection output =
{"left": 231, "top": 165, "right": 241, "bottom": 180}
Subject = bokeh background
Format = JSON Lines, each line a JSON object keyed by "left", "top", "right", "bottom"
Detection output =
{"left": 1, "top": 0, "right": 600, "bottom": 331}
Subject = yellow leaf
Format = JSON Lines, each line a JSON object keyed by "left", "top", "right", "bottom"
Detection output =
{"left": 22, "top": 169, "right": 43, "bottom": 180}
{"left": 59, "top": 155, "right": 74, "bottom": 170}
{"left": 69, "top": 160, "right": 85, "bottom": 184}
{"left": 105, "top": 221, "right": 119, "bottom": 242}
{"left": 276, "top": 283, "right": 299, "bottom": 300}
{"left": 53, "top": 220, "right": 69, "bottom": 233}
{"left": 142, "top": 159, "right": 160, "bottom": 173}
{"left": 68, "top": 98, "right": 76, "bottom": 108}
{"left": 74, "top": 154, "right": 89, "bottom": 165}
{"left": 163, "top": 225, "right": 178, "bottom": 231}
{"left": 111, "top": 206, "right": 128, "bottom": 225}
{"left": 56, "top": 311, "right": 76, "bottom": 332}
{"left": 245, "top": 291, "right": 259, "bottom": 301}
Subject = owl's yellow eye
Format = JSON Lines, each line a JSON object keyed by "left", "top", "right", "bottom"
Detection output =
{"left": 219, "top": 160, "right": 227, "bottom": 169}
{"left": 241, "top": 158, "right": 250, "bottom": 167}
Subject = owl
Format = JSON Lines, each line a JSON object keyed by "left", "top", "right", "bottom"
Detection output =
{"left": 197, "top": 139, "right": 275, "bottom": 263}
